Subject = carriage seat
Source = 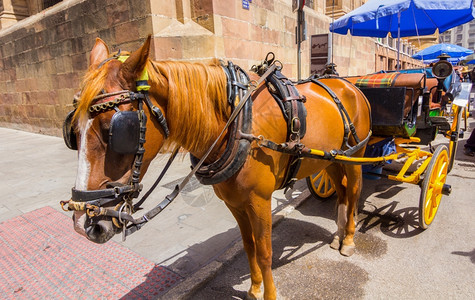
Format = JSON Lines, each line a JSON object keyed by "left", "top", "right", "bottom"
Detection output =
{"left": 425, "top": 78, "right": 450, "bottom": 110}
{"left": 346, "top": 72, "right": 426, "bottom": 137}
{"left": 347, "top": 72, "right": 425, "bottom": 118}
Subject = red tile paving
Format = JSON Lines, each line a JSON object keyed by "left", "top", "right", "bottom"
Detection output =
{"left": 0, "top": 206, "right": 182, "bottom": 299}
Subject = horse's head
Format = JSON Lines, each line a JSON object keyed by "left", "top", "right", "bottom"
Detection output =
{"left": 63, "top": 36, "right": 169, "bottom": 243}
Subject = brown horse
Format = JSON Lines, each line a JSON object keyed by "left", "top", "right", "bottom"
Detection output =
{"left": 66, "top": 36, "right": 371, "bottom": 299}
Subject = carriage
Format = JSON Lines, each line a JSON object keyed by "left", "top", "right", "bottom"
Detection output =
{"left": 307, "top": 58, "right": 471, "bottom": 229}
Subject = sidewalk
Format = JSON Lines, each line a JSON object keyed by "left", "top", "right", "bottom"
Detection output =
{"left": 0, "top": 127, "right": 308, "bottom": 299}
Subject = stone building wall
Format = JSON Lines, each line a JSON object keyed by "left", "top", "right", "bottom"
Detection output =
{"left": 0, "top": 0, "right": 404, "bottom": 136}
{"left": 0, "top": 0, "right": 152, "bottom": 135}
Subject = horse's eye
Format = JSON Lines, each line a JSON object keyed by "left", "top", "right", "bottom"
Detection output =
{"left": 101, "top": 127, "right": 110, "bottom": 144}
{"left": 98, "top": 118, "right": 111, "bottom": 144}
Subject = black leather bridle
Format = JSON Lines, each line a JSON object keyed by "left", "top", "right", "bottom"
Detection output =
{"left": 61, "top": 54, "right": 172, "bottom": 238}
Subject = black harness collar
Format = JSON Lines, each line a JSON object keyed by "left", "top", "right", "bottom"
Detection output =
{"left": 189, "top": 62, "right": 253, "bottom": 185}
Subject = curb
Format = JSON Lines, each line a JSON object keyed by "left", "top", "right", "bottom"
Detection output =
{"left": 162, "top": 189, "right": 311, "bottom": 299}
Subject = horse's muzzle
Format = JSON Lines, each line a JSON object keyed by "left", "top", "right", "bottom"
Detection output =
{"left": 73, "top": 211, "right": 117, "bottom": 244}
{"left": 85, "top": 218, "right": 117, "bottom": 244}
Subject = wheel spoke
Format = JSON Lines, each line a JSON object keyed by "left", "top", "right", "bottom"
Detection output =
{"left": 312, "top": 171, "right": 323, "bottom": 185}
{"left": 317, "top": 176, "right": 325, "bottom": 193}
{"left": 425, "top": 189, "right": 433, "bottom": 210}
{"left": 323, "top": 173, "right": 331, "bottom": 193}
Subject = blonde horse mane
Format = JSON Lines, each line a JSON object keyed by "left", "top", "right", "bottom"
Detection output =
{"left": 73, "top": 65, "right": 109, "bottom": 127}
{"left": 147, "top": 59, "right": 229, "bottom": 153}
{"left": 73, "top": 54, "right": 229, "bottom": 153}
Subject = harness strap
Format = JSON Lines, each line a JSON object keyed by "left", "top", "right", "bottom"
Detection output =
{"left": 71, "top": 185, "right": 135, "bottom": 202}
{"left": 257, "top": 130, "right": 372, "bottom": 163}
{"left": 142, "top": 92, "right": 170, "bottom": 138}
{"left": 309, "top": 78, "right": 361, "bottom": 146}
{"left": 257, "top": 61, "right": 307, "bottom": 190}
{"left": 132, "top": 148, "right": 179, "bottom": 211}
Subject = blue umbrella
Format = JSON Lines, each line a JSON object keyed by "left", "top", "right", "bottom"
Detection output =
{"left": 329, "top": 0, "right": 475, "bottom": 71}
{"left": 412, "top": 44, "right": 474, "bottom": 60}
{"left": 330, "top": 0, "right": 475, "bottom": 37}
{"left": 466, "top": 59, "right": 475, "bottom": 64}
{"left": 423, "top": 57, "right": 466, "bottom": 65}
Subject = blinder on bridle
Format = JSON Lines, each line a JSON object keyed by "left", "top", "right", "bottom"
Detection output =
{"left": 63, "top": 89, "right": 151, "bottom": 154}
{"left": 62, "top": 106, "right": 145, "bottom": 155}
{"left": 63, "top": 109, "right": 77, "bottom": 150}
{"left": 109, "top": 110, "right": 144, "bottom": 154}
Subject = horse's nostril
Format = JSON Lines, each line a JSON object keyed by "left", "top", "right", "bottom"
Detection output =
{"left": 86, "top": 223, "right": 105, "bottom": 241}
{"left": 84, "top": 220, "right": 115, "bottom": 244}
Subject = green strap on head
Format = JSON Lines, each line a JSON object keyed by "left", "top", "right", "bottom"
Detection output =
{"left": 117, "top": 55, "right": 128, "bottom": 63}
{"left": 117, "top": 55, "right": 150, "bottom": 92}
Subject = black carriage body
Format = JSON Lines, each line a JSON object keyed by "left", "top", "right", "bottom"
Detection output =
{"left": 359, "top": 87, "right": 417, "bottom": 137}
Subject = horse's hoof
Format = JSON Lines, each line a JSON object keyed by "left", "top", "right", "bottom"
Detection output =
{"left": 330, "top": 236, "right": 341, "bottom": 250}
{"left": 340, "top": 244, "right": 356, "bottom": 257}
{"left": 246, "top": 290, "right": 263, "bottom": 300}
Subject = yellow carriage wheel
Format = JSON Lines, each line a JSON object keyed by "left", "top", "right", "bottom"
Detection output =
{"left": 306, "top": 169, "right": 336, "bottom": 199}
{"left": 419, "top": 145, "right": 449, "bottom": 229}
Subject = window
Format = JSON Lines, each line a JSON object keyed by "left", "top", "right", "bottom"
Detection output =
{"left": 387, "top": 37, "right": 394, "bottom": 48}
{"left": 43, "top": 0, "right": 62, "bottom": 9}
{"left": 456, "top": 34, "right": 463, "bottom": 42}
{"left": 388, "top": 58, "right": 394, "bottom": 70}
{"left": 305, "top": 0, "right": 315, "bottom": 9}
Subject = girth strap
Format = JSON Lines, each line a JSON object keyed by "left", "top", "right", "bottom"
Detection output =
{"left": 308, "top": 77, "right": 362, "bottom": 151}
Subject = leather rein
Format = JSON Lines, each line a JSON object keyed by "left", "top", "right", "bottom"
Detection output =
{"left": 61, "top": 56, "right": 277, "bottom": 240}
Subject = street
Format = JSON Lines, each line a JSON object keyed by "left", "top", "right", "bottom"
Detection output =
{"left": 191, "top": 122, "right": 475, "bottom": 299}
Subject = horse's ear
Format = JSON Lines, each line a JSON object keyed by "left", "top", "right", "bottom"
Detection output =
{"left": 121, "top": 35, "right": 151, "bottom": 80}
{"left": 89, "top": 38, "right": 110, "bottom": 67}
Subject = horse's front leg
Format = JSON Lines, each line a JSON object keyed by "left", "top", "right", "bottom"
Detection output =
{"left": 246, "top": 194, "right": 276, "bottom": 300}
{"left": 225, "top": 204, "right": 263, "bottom": 299}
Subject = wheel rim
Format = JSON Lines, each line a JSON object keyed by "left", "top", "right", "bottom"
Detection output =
{"left": 447, "top": 105, "right": 461, "bottom": 173}
{"left": 308, "top": 170, "right": 335, "bottom": 198}
{"left": 448, "top": 139, "right": 457, "bottom": 172}
{"left": 422, "top": 148, "right": 448, "bottom": 227}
